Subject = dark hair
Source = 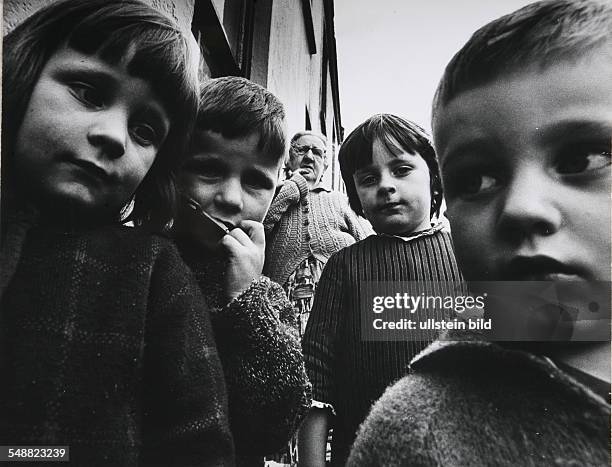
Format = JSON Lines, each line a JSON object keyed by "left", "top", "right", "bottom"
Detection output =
{"left": 432, "top": 0, "right": 612, "bottom": 129}
{"left": 338, "top": 114, "right": 443, "bottom": 218}
{"left": 194, "top": 76, "right": 286, "bottom": 163}
{"left": 2, "top": 0, "right": 200, "bottom": 230}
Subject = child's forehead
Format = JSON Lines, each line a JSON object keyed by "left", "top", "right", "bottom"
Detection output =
{"left": 191, "top": 129, "right": 259, "bottom": 151}
{"left": 434, "top": 53, "right": 612, "bottom": 167}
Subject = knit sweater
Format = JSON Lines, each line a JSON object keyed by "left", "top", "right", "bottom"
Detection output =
{"left": 176, "top": 239, "right": 311, "bottom": 463}
{"left": 302, "top": 230, "right": 463, "bottom": 466}
{"left": 0, "top": 224, "right": 234, "bottom": 466}
{"left": 263, "top": 172, "right": 372, "bottom": 288}
{"left": 348, "top": 337, "right": 611, "bottom": 466}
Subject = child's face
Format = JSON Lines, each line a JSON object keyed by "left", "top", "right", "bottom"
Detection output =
{"left": 434, "top": 50, "right": 612, "bottom": 282}
{"left": 14, "top": 46, "right": 169, "bottom": 216}
{"left": 178, "top": 130, "right": 282, "bottom": 227}
{"left": 353, "top": 138, "right": 432, "bottom": 235}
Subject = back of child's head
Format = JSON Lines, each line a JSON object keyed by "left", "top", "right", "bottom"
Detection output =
{"left": 432, "top": 0, "right": 612, "bottom": 129}
{"left": 339, "top": 114, "right": 442, "bottom": 218}
{"left": 2, "top": 0, "right": 200, "bottom": 229}
{"left": 194, "top": 76, "right": 286, "bottom": 164}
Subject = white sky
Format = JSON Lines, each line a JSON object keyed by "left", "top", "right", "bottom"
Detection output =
{"left": 335, "top": 0, "right": 536, "bottom": 135}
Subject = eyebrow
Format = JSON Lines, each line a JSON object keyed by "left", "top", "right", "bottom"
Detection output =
{"left": 440, "top": 137, "right": 498, "bottom": 171}
{"left": 539, "top": 120, "right": 612, "bottom": 146}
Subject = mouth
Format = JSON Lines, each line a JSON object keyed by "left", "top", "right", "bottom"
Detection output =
{"left": 210, "top": 215, "right": 236, "bottom": 231}
{"left": 68, "top": 158, "right": 111, "bottom": 183}
{"left": 378, "top": 201, "right": 403, "bottom": 212}
{"left": 501, "top": 256, "right": 585, "bottom": 281}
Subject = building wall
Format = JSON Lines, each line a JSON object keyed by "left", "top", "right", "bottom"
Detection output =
{"left": 266, "top": 0, "right": 311, "bottom": 139}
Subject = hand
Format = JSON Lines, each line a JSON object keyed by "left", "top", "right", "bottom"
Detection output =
{"left": 221, "top": 220, "right": 265, "bottom": 300}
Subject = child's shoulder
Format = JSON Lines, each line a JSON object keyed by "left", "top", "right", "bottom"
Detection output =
{"left": 75, "top": 225, "right": 182, "bottom": 265}
{"left": 349, "top": 337, "right": 611, "bottom": 466}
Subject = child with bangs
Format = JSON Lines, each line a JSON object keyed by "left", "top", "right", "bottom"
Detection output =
{"left": 0, "top": 0, "right": 233, "bottom": 465}
{"left": 299, "top": 114, "right": 463, "bottom": 466}
{"left": 349, "top": 1, "right": 611, "bottom": 465}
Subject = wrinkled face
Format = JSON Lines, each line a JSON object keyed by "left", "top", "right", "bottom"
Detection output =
{"left": 353, "top": 138, "right": 432, "bottom": 235}
{"left": 178, "top": 130, "right": 281, "bottom": 230}
{"left": 288, "top": 134, "right": 327, "bottom": 185}
{"left": 14, "top": 46, "right": 169, "bottom": 218}
{"left": 434, "top": 51, "right": 612, "bottom": 282}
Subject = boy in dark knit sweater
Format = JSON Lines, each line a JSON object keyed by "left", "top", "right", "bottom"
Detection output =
{"left": 300, "top": 114, "right": 463, "bottom": 466}
{"left": 173, "top": 76, "right": 311, "bottom": 465}
{"left": 349, "top": 1, "right": 611, "bottom": 465}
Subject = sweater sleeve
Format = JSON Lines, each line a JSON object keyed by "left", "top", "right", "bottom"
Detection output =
{"left": 213, "top": 276, "right": 312, "bottom": 456}
{"left": 302, "top": 251, "right": 345, "bottom": 407}
{"left": 142, "top": 241, "right": 234, "bottom": 466}
{"left": 263, "top": 172, "right": 309, "bottom": 233}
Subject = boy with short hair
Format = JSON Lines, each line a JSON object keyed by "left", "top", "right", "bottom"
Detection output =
{"left": 173, "top": 76, "right": 310, "bottom": 465}
{"left": 348, "top": 1, "right": 611, "bottom": 465}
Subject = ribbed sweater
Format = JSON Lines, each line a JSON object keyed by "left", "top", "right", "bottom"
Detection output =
{"left": 176, "top": 239, "right": 312, "bottom": 465}
{"left": 0, "top": 225, "right": 234, "bottom": 466}
{"left": 302, "top": 230, "right": 463, "bottom": 466}
{"left": 263, "top": 172, "right": 372, "bottom": 288}
{"left": 349, "top": 337, "right": 611, "bottom": 466}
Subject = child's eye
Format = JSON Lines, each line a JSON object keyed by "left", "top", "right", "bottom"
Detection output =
{"left": 357, "top": 174, "right": 377, "bottom": 186}
{"left": 183, "top": 159, "right": 224, "bottom": 179}
{"left": 131, "top": 123, "right": 159, "bottom": 147}
{"left": 244, "top": 172, "right": 273, "bottom": 190}
{"left": 393, "top": 166, "right": 412, "bottom": 177}
{"left": 446, "top": 171, "right": 499, "bottom": 198}
{"left": 70, "top": 82, "right": 105, "bottom": 108}
{"left": 556, "top": 147, "right": 611, "bottom": 175}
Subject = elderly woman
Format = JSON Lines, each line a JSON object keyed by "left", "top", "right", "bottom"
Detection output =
{"left": 263, "top": 131, "right": 372, "bottom": 335}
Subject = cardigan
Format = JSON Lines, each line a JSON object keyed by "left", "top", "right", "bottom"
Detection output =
{"left": 0, "top": 224, "right": 234, "bottom": 466}
{"left": 263, "top": 172, "right": 372, "bottom": 288}
{"left": 176, "top": 239, "right": 311, "bottom": 464}
{"left": 348, "top": 337, "right": 611, "bottom": 466}
{"left": 302, "top": 230, "right": 463, "bottom": 466}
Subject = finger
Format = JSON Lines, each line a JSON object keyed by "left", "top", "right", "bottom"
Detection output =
{"left": 227, "top": 226, "right": 252, "bottom": 246}
{"left": 238, "top": 220, "right": 265, "bottom": 246}
{"left": 220, "top": 233, "right": 243, "bottom": 253}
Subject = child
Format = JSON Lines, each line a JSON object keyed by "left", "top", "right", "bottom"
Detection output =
{"left": 0, "top": 1, "right": 234, "bottom": 465}
{"left": 172, "top": 76, "right": 311, "bottom": 465}
{"left": 348, "top": 1, "right": 611, "bottom": 465}
{"left": 299, "top": 114, "right": 463, "bottom": 466}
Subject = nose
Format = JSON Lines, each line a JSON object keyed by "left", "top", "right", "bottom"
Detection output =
{"left": 303, "top": 149, "right": 315, "bottom": 162}
{"left": 377, "top": 170, "right": 396, "bottom": 195}
{"left": 214, "top": 177, "right": 243, "bottom": 214}
{"left": 497, "top": 166, "right": 562, "bottom": 244}
{"left": 87, "top": 108, "right": 128, "bottom": 159}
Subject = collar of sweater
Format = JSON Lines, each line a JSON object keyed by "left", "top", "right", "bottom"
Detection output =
{"left": 380, "top": 222, "right": 444, "bottom": 242}
{"left": 410, "top": 332, "right": 611, "bottom": 408}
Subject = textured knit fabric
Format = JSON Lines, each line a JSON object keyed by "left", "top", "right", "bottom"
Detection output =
{"left": 302, "top": 230, "right": 463, "bottom": 466}
{"left": 0, "top": 224, "right": 234, "bottom": 466}
{"left": 176, "top": 239, "right": 312, "bottom": 465}
{"left": 348, "top": 337, "right": 611, "bottom": 467}
{"left": 263, "top": 172, "right": 373, "bottom": 289}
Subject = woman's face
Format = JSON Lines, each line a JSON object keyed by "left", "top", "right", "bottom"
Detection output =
{"left": 288, "top": 135, "right": 327, "bottom": 186}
